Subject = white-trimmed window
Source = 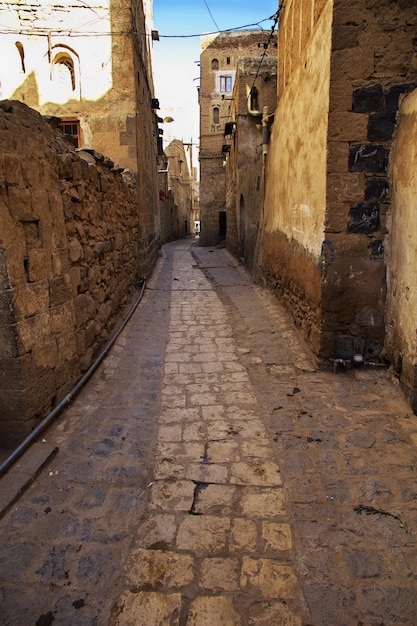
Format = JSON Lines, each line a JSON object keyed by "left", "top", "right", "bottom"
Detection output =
{"left": 220, "top": 75, "right": 232, "bottom": 93}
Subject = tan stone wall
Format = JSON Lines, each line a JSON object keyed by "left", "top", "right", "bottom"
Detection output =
{"left": 0, "top": 101, "right": 147, "bottom": 447}
{"left": 386, "top": 89, "right": 417, "bottom": 410}
{"left": 255, "top": 0, "right": 332, "bottom": 350}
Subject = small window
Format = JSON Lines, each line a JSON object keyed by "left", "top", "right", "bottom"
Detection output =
{"left": 220, "top": 75, "right": 232, "bottom": 93}
{"left": 211, "top": 58, "right": 218, "bottom": 70}
{"left": 59, "top": 119, "right": 81, "bottom": 147}
{"left": 213, "top": 107, "right": 220, "bottom": 125}
{"left": 15, "top": 42, "right": 25, "bottom": 73}
{"left": 226, "top": 57, "right": 230, "bottom": 65}
{"left": 250, "top": 86, "right": 259, "bottom": 112}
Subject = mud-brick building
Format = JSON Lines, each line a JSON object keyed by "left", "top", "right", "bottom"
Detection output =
{"left": 199, "top": 31, "right": 271, "bottom": 246}
{"left": 224, "top": 56, "right": 277, "bottom": 271}
{"left": 0, "top": 0, "right": 161, "bottom": 272}
{"left": 250, "top": 0, "right": 417, "bottom": 410}
{"left": 165, "top": 139, "right": 194, "bottom": 237}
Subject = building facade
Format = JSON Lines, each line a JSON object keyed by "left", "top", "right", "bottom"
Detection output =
{"left": 199, "top": 31, "right": 269, "bottom": 246}
{"left": 164, "top": 139, "right": 194, "bottom": 238}
{"left": 224, "top": 56, "right": 277, "bottom": 271}
{"left": 0, "top": 0, "right": 161, "bottom": 275}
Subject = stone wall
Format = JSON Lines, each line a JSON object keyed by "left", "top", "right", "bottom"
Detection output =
{"left": 0, "top": 101, "right": 149, "bottom": 448}
{"left": 321, "top": 0, "right": 417, "bottom": 361}
{"left": 255, "top": 0, "right": 332, "bottom": 354}
{"left": 386, "top": 88, "right": 417, "bottom": 411}
{"left": 255, "top": 0, "right": 417, "bottom": 369}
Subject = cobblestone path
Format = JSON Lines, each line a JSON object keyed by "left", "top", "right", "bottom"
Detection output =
{"left": 0, "top": 240, "right": 417, "bottom": 625}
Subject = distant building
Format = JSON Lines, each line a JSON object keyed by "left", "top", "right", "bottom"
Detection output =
{"left": 223, "top": 56, "right": 277, "bottom": 270}
{"left": 199, "top": 31, "right": 270, "bottom": 246}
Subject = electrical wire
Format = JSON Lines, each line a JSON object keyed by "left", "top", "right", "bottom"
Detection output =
{"left": 202, "top": 0, "right": 221, "bottom": 32}
{"left": 0, "top": 16, "right": 276, "bottom": 38}
{"left": 245, "top": 9, "right": 280, "bottom": 107}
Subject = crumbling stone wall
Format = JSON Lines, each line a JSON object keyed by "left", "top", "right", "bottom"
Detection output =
{"left": 0, "top": 100, "right": 146, "bottom": 447}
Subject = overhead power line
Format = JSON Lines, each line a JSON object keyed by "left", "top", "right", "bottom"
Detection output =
{"left": 202, "top": 0, "right": 221, "bottom": 32}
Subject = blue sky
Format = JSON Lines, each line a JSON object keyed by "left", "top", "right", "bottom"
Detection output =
{"left": 151, "top": 0, "right": 278, "bottom": 154}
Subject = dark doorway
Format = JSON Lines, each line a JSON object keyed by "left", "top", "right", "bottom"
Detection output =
{"left": 219, "top": 211, "right": 226, "bottom": 240}
{"left": 239, "top": 194, "right": 245, "bottom": 258}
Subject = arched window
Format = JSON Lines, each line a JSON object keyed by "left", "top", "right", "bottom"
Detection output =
{"left": 211, "top": 58, "right": 218, "bottom": 70}
{"left": 15, "top": 42, "right": 25, "bottom": 73}
{"left": 213, "top": 106, "right": 220, "bottom": 125}
{"left": 53, "top": 53, "right": 76, "bottom": 91}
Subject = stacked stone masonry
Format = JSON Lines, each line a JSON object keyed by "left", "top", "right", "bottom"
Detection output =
{"left": 0, "top": 100, "right": 158, "bottom": 447}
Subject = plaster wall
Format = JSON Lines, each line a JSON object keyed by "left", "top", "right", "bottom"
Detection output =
{"left": 386, "top": 89, "right": 417, "bottom": 410}
{"left": 262, "top": 2, "right": 331, "bottom": 259}
{"left": 255, "top": 0, "right": 332, "bottom": 350}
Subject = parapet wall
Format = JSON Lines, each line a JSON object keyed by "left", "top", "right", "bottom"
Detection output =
{"left": 0, "top": 100, "right": 145, "bottom": 447}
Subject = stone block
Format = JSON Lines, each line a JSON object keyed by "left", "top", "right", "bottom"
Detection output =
{"left": 332, "top": 23, "right": 359, "bottom": 50}
{"left": 26, "top": 248, "right": 51, "bottom": 282}
{"left": 365, "top": 177, "right": 389, "bottom": 201}
{"left": 327, "top": 173, "right": 364, "bottom": 203}
{"left": 348, "top": 202, "right": 380, "bottom": 233}
{"left": 328, "top": 112, "right": 368, "bottom": 141}
{"left": 176, "top": 515, "right": 230, "bottom": 553}
{"left": 240, "top": 558, "right": 297, "bottom": 598}
{"left": 113, "top": 591, "right": 181, "bottom": 626}
{"left": 126, "top": 548, "right": 194, "bottom": 589}
{"left": 385, "top": 83, "right": 417, "bottom": 115}
{"left": 49, "top": 274, "right": 71, "bottom": 307}
{"left": 348, "top": 144, "right": 389, "bottom": 172}
{"left": 187, "top": 596, "right": 242, "bottom": 626}
{"left": 368, "top": 112, "right": 396, "bottom": 141}
{"left": 199, "top": 557, "right": 240, "bottom": 591}
{"left": 352, "top": 84, "right": 384, "bottom": 113}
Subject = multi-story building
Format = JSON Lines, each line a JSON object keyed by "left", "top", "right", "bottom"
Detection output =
{"left": 199, "top": 31, "right": 268, "bottom": 246}
{"left": 224, "top": 55, "right": 277, "bottom": 270}
{"left": 165, "top": 139, "right": 194, "bottom": 237}
{"left": 0, "top": 0, "right": 161, "bottom": 272}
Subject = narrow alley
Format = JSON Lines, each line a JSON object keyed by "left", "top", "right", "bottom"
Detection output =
{"left": 1, "top": 240, "right": 416, "bottom": 626}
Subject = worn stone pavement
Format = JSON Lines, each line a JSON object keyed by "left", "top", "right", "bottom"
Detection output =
{"left": 1, "top": 239, "right": 417, "bottom": 625}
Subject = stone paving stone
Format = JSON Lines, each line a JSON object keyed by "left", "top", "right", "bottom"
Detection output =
{"left": 240, "top": 558, "right": 298, "bottom": 598}
{"left": 230, "top": 518, "right": 258, "bottom": 553}
{"left": 149, "top": 480, "right": 195, "bottom": 512}
{"left": 113, "top": 591, "right": 182, "bottom": 625}
{"left": 199, "top": 557, "right": 240, "bottom": 592}
{"left": 126, "top": 548, "right": 195, "bottom": 589}
{"left": 176, "top": 515, "right": 230, "bottom": 553}
{"left": 187, "top": 596, "right": 242, "bottom": 626}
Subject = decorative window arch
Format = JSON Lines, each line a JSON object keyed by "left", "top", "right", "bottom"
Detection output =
{"left": 53, "top": 53, "right": 76, "bottom": 91}
{"left": 51, "top": 45, "right": 80, "bottom": 100}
